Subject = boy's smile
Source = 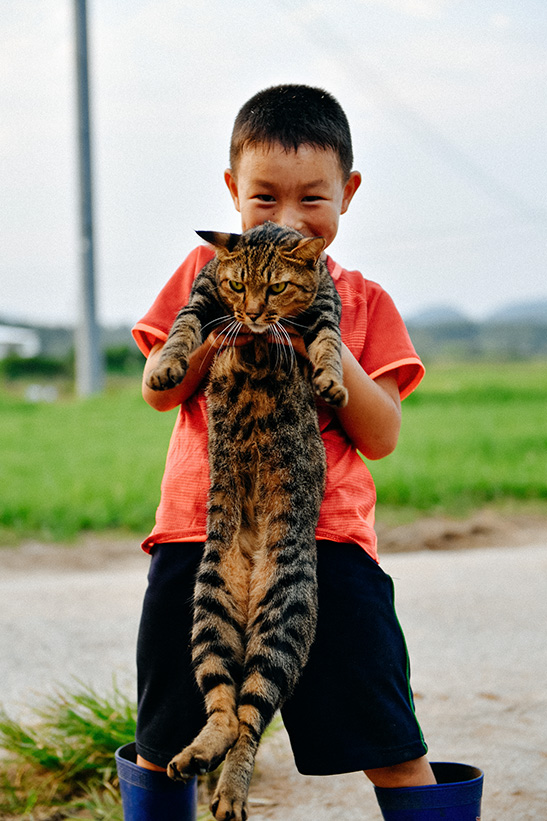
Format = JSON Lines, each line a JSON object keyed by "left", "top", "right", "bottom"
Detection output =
{"left": 225, "top": 143, "right": 361, "bottom": 250}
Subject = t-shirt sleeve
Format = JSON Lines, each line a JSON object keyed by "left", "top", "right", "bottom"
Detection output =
{"left": 362, "top": 281, "right": 425, "bottom": 400}
{"left": 131, "top": 245, "right": 215, "bottom": 357}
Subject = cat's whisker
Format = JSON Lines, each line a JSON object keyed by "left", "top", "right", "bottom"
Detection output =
{"left": 268, "top": 325, "right": 285, "bottom": 370}
{"left": 230, "top": 323, "right": 246, "bottom": 349}
{"left": 200, "top": 314, "right": 233, "bottom": 334}
{"left": 274, "top": 322, "right": 296, "bottom": 371}
{"left": 200, "top": 319, "right": 241, "bottom": 371}
{"left": 267, "top": 324, "right": 281, "bottom": 363}
{"left": 219, "top": 320, "right": 244, "bottom": 356}
{"left": 277, "top": 317, "right": 298, "bottom": 341}
{"left": 278, "top": 325, "right": 294, "bottom": 372}
{"left": 280, "top": 316, "right": 307, "bottom": 330}
{"left": 216, "top": 321, "right": 239, "bottom": 352}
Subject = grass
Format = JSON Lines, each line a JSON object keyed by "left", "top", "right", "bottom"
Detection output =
{"left": 1, "top": 360, "right": 546, "bottom": 543}
{"left": 0, "top": 683, "right": 283, "bottom": 820}
{"left": 368, "top": 359, "right": 547, "bottom": 522}
{"left": 0, "top": 377, "right": 177, "bottom": 543}
{"left": 0, "top": 681, "right": 135, "bottom": 819}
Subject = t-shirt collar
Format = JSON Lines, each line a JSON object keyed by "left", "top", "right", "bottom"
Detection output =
{"left": 326, "top": 255, "right": 343, "bottom": 281}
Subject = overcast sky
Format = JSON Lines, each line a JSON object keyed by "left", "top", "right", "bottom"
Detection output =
{"left": 2, "top": 0, "right": 546, "bottom": 327}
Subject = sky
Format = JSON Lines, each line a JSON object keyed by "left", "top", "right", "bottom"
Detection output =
{"left": 2, "top": 0, "right": 546, "bottom": 327}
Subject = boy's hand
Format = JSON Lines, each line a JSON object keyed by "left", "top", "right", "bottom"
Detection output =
{"left": 143, "top": 324, "right": 309, "bottom": 412}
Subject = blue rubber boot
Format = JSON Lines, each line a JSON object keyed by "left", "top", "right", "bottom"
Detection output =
{"left": 374, "top": 762, "right": 483, "bottom": 820}
{"left": 115, "top": 743, "right": 197, "bottom": 820}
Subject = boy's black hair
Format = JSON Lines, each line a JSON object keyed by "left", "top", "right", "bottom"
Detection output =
{"left": 229, "top": 84, "right": 354, "bottom": 180}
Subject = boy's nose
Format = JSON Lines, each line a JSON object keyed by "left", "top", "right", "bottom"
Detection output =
{"left": 276, "top": 206, "right": 305, "bottom": 233}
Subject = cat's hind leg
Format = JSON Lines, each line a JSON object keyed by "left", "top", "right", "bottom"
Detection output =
{"left": 167, "top": 536, "right": 249, "bottom": 782}
{"left": 210, "top": 535, "right": 317, "bottom": 820}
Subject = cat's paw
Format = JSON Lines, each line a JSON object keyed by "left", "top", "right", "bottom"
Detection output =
{"left": 211, "top": 786, "right": 248, "bottom": 821}
{"left": 146, "top": 359, "right": 187, "bottom": 391}
{"left": 167, "top": 747, "right": 224, "bottom": 782}
{"left": 167, "top": 720, "right": 237, "bottom": 783}
{"left": 312, "top": 369, "right": 349, "bottom": 407}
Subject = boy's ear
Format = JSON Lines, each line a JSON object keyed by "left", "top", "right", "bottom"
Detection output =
{"left": 195, "top": 230, "right": 241, "bottom": 258}
{"left": 340, "top": 170, "right": 362, "bottom": 215}
{"left": 282, "top": 236, "right": 327, "bottom": 264}
{"left": 224, "top": 169, "right": 240, "bottom": 211}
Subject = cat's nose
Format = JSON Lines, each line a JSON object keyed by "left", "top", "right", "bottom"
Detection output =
{"left": 246, "top": 311, "right": 260, "bottom": 321}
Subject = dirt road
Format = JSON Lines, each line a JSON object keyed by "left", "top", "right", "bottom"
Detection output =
{"left": 1, "top": 530, "right": 546, "bottom": 820}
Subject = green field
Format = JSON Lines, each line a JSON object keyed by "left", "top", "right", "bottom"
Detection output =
{"left": 1, "top": 361, "right": 546, "bottom": 543}
{"left": 368, "top": 359, "right": 547, "bottom": 521}
{"left": 0, "top": 380, "right": 176, "bottom": 542}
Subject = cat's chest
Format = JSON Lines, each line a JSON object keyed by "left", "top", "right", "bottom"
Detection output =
{"left": 207, "top": 349, "right": 278, "bottom": 416}
{"left": 206, "top": 345, "right": 312, "bottom": 435}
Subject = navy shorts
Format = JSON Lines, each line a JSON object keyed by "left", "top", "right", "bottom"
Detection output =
{"left": 135, "top": 540, "right": 428, "bottom": 774}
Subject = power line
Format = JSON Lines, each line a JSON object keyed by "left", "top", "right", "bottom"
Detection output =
{"left": 274, "top": 0, "right": 546, "bottom": 228}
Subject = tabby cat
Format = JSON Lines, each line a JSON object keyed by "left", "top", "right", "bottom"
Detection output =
{"left": 147, "top": 221, "right": 348, "bottom": 821}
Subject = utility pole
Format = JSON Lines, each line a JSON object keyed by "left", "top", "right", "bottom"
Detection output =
{"left": 74, "top": 0, "right": 103, "bottom": 395}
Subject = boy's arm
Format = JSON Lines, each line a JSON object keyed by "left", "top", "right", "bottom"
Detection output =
{"left": 143, "top": 335, "right": 402, "bottom": 459}
{"left": 278, "top": 335, "right": 401, "bottom": 459}
{"left": 335, "top": 343, "right": 401, "bottom": 460}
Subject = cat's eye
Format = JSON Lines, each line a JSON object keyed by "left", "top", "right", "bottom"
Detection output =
{"left": 270, "top": 282, "right": 287, "bottom": 294}
{"left": 229, "top": 281, "right": 245, "bottom": 292}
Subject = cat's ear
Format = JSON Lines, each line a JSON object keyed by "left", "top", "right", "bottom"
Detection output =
{"left": 196, "top": 230, "right": 241, "bottom": 259}
{"left": 282, "top": 236, "right": 327, "bottom": 264}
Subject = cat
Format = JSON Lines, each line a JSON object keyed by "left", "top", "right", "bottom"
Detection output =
{"left": 146, "top": 221, "right": 348, "bottom": 821}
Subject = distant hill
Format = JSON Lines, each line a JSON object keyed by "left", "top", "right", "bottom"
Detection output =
{"left": 407, "top": 298, "right": 547, "bottom": 328}
{"left": 406, "top": 305, "right": 470, "bottom": 326}
{"left": 487, "top": 299, "right": 547, "bottom": 324}
{"left": 405, "top": 298, "right": 547, "bottom": 360}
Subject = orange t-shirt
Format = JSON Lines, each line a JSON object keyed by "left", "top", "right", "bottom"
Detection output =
{"left": 132, "top": 246, "right": 424, "bottom": 563}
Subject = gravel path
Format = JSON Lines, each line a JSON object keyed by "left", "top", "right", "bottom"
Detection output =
{"left": 1, "top": 537, "right": 546, "bottom": 819}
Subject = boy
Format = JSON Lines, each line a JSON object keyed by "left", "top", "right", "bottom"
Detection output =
{"left": 119, "top": 85, "right": 479, "bottom": 820}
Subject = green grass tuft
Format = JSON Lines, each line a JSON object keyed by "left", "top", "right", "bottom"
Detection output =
{"left": 0, "top": 681, "right": 136, "bottom": 818}
{"left": 0, "top": 683, "right": 284, "bottom": 820}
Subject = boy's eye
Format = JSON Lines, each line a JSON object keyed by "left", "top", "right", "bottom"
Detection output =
{"left": 229, "top": 281, "right": 245, "bottom": 292}
{"left": 255, "top": 194, "right": 275, "bottom": 203}
{"left": 269, "top": 282, "right": 287, "bottom": 294}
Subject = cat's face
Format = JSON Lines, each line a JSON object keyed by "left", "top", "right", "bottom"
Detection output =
{"left": 199, "top": 225, "right": 326, "bottom": 334}
{"left": 217, "top": 245, "right": 322, "bottom": 334}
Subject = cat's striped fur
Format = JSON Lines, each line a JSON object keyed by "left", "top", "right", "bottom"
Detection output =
{"left": 147, "top": 222, "right": 347, "bottom": 821}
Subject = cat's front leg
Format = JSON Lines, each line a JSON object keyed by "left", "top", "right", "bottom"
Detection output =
{"left": 307, "top": 331, "right": 348, "bottom": 407}
{"left": 146, "top": 313, "right": 202, "bottom": 390}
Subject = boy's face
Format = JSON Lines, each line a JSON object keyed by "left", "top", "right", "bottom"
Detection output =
{"left": 224, "top": 143, "right": 361, "bottom": 250}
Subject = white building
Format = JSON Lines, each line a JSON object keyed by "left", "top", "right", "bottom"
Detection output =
{"left": 0, "top": 325, "right": 41, "bottom": 359}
